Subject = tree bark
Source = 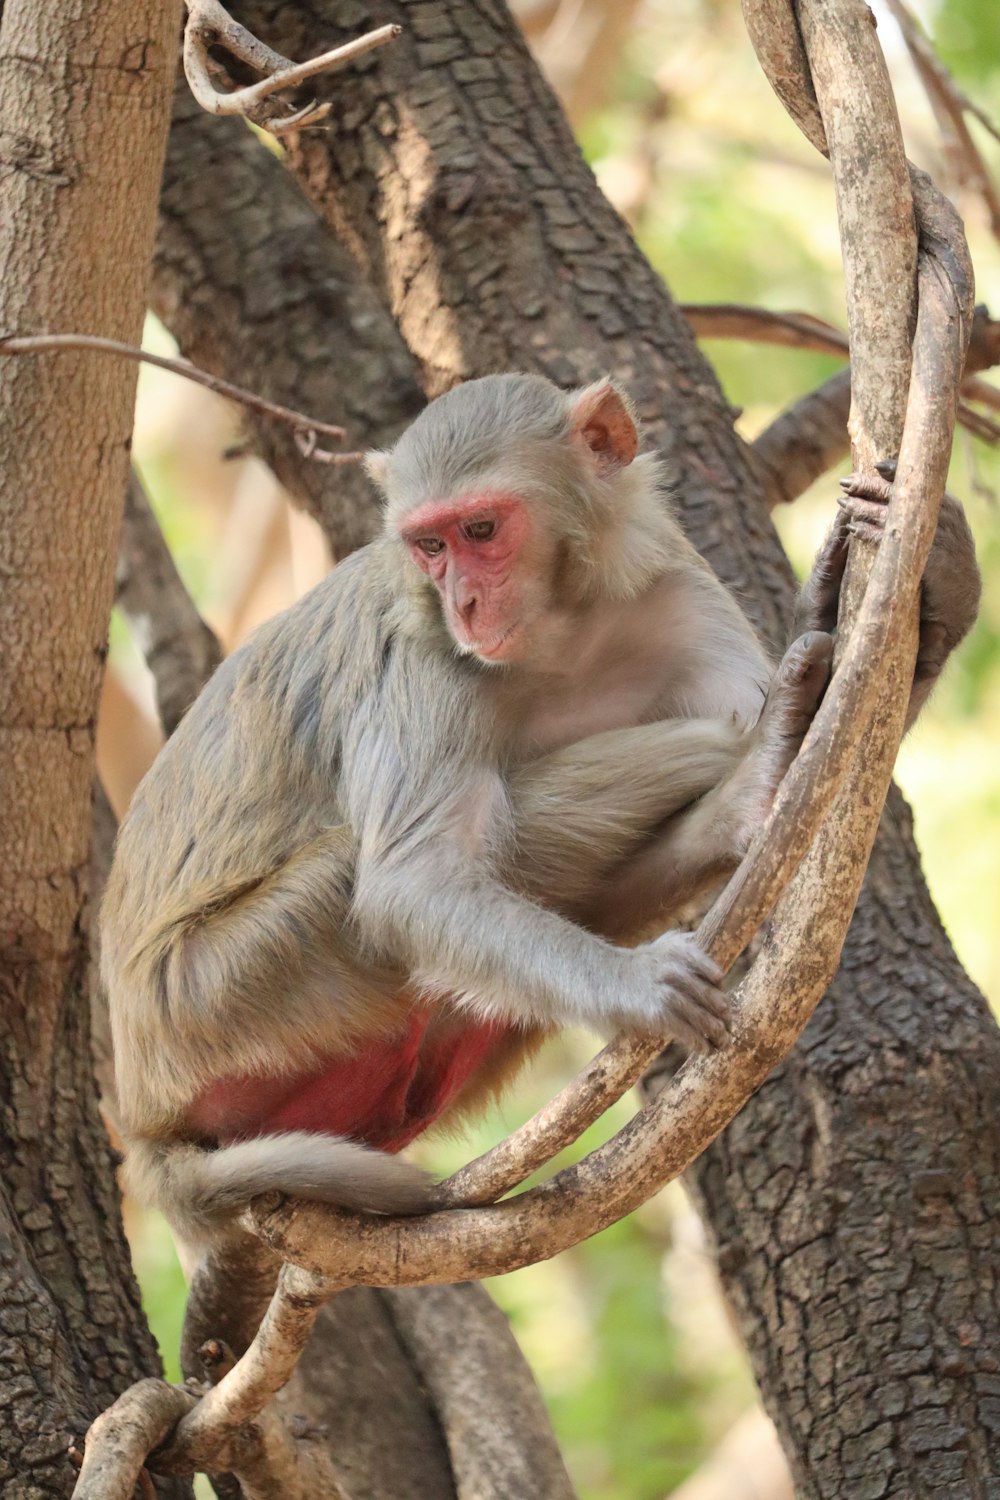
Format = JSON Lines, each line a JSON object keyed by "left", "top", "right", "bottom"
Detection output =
{"left": 222, "top": 3, "right": 1000, "bottom": 1493}
{"left": 0, "top": 2, "right": 187, "bottom": 1496}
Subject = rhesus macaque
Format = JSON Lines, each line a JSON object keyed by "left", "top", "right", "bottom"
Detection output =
{"left": 102, "top": 375, "right": 979, "bottom": 1241}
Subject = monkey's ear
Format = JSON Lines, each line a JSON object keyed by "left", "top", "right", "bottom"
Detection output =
{"left": 364, "top": 449, "right": 391, "bottom": 496}
{"left": 569, "top": 380, "right": 639, "bottom": 475}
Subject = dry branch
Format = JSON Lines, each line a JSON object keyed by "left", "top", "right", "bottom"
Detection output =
{"left": 183, "top": 0, "right": 399, "bottom": 134}
{"left": 0, "top": 332, "right": 356, "bottom": 464}
{"left": 72, "top": 1380, "right": 195, "bottom": 1500}
{"left": 158, "top": 1265, "right": 338, "bottom": 1473}
{"left": 681, "top": 302, "right": 849, "bottom": 355}
{"left": 886, "top": 0, "right": 1000, "bottom": 243}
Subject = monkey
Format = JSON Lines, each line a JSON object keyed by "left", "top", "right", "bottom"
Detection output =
{"left": 101, "top": 374, "right": 979, "bottom": 1242}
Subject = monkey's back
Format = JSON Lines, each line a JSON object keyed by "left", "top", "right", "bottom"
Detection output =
{"left": 102, "top": 543, "right": 400, "bottom": 983}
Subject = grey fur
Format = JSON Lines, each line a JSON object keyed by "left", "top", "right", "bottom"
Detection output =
{"left": 126, "top": 1135, "right": 432, "bottom": 1243}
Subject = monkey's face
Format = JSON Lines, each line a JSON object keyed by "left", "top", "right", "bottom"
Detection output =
{"left": 398, "top": 491, "right": 557, "bottom": 664}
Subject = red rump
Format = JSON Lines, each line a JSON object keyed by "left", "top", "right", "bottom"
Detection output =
{"left": 188, "top": 1011, "right": 509, "bottom": 1153}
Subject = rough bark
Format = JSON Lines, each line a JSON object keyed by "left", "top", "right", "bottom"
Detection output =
{"left": 0, "top": 1, "right": 188, "bottom": 1497}
{"left": 220, "top": 3, "right": 1000, "bottom": 1493}
{"left": 151, "top": 78, "right": 426, "bottom": 555}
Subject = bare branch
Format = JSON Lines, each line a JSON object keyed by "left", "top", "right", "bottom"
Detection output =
{"left": 885, "top": 0, "right": 1000, "bottom": 244}
{"left": 681, "top": 301, "right": 849, "bottom": 355}
{"left": 73, "top": 1272, "right": 348, "bottom": 1500}
{"left": 73, "top": 1380, "right": 195, "bottom": 1500}
{"left": 182, "top": 0, "right": 399, "bottom": 134}
{"left": 171, "top": 1264, "right": 336, "bottom": 1459}
{"left": 0, "top": 332, "right": 357, "bottom": 464}
{"left": 117, "top": 470, "right": 223, "bottom": 738}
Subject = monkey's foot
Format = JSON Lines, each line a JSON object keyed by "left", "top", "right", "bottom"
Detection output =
{"left": 738, "top": 630, "right": 833, "bottom": 839}
{"left": 837, "top": 461, "right": 895, "bottom": 543}
{"left": 758, "top": 630, "right": 833, "bottom": 751}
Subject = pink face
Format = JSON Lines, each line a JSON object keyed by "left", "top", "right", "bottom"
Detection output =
{"left": 399, "top": 492, "right": 535, "bottom": 662}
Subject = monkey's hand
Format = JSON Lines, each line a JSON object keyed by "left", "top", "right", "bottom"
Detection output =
{"left": 623, "top": 932, "right": 731, "bottom": 1054}
{"left": 839, "top": 462, "right": 981, "bottom": 692}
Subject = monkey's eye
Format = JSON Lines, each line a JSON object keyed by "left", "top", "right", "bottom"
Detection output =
{"left": 463, "top": 519, "right": 496, "bottom": 542}
{"left": 416, "top": 537, "right": 445, "bottom": 557}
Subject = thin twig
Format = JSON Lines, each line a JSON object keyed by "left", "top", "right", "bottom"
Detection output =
{"left": 885, "top": 0, "right": 1000, "bottom": 243}
{"left": 183, "top": 0, "right": 399, "bottom": 135}
{"left": 0, "top": 332, "right": 359, "bottom": 463}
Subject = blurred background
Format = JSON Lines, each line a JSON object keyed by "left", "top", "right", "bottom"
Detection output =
{"left": 106, "top": 2, "right": 999, "bottom": 1495}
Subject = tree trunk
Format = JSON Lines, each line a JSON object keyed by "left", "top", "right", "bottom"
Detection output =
{"left": 223, "top": 3, "right": 1000, "bottom": 1493}
{"left": 0, "top": 2, "right": 186, "bottom": 1496}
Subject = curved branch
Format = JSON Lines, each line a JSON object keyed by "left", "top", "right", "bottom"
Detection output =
{"left": 73, "top": 1380, "right": 195, "bottom": 1500}
{"left": 157, "top": 1264, "right": 338, "bottom": 1474}
{"left": 182, "top": 0, "right": 400, "bottom": 134}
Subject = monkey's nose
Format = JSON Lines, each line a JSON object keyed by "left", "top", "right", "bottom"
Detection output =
{"left": 456, "top": 589, "right": 477, "bottom": 624}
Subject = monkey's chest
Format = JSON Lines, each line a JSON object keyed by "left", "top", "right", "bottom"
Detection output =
{"left": 189, "top": 1013, "right": 509, "bottom": 1154}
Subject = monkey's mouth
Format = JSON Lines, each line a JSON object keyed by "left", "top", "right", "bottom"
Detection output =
{"left": 469, "top": 626, "right": 518, "bottom": 661}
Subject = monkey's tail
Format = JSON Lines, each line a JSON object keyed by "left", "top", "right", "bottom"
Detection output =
{"left": 126, "top": 1133, "right": 435, "bottom": 1236}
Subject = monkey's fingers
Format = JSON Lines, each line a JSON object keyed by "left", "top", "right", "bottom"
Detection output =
{"left": 766, "top": 632, "right": 834, "bottom": 739}
{"left": 664, "top": 999, "right": 729, "bottom": 1054}
{"left": 839, "top": 470, "right": 894, "bottom": 506}
{"left": 837, "top": 495, "right": 888, "bottom": 529}
{"left": 657, "top": 931, "right": 724, "bottom": 987}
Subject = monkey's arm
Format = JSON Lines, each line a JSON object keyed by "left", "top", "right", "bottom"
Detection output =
{"left": 350, "top": 750, "right": 731, "bottom": 1050}
{"left": 795, "top": 469, "right": 981, "bottom": 728}
{"left": 508, "top": 716, "right": 744, "bottom": 909}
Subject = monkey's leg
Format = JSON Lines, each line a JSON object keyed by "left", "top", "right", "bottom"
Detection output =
{"left": 508, "top": 717, "right": 746, "bottom": 911}
{"left": 156, "top": 824, "right": 405, "bottom": 1083}
{"left": 583, "top": 631, "right": 833, "bottom": 939}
